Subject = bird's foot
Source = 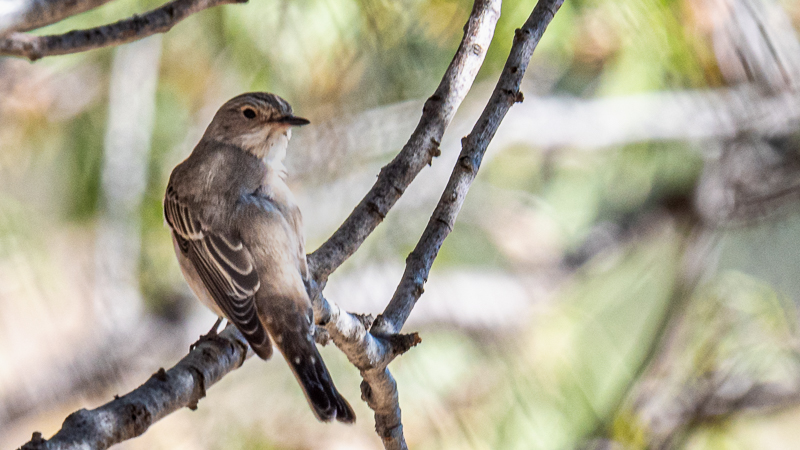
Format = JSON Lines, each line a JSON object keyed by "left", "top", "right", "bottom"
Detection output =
{"left": 189, "top": 317, "right": 225, "bottom": 352}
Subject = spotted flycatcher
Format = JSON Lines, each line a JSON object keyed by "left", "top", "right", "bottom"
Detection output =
{"left": 164, "top": 92, "right": 355, "bottom": 423}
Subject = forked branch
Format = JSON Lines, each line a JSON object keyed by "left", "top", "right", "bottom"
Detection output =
{"left": 18, "top": 0, "right": 506, "bottom": 448}
{"left": 17, "top": 0, "right": 566, "bottom": 448}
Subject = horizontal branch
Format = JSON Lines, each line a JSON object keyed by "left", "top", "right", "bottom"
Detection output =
{"left": 0, "top": 0, "right": 245, "bottom": 61}
{"left": 0, "top": 0, "right": 115, "bottom": 36}
{"left": 306, "top": 0, "right": 501, "bottom": 284}
{"left": 20, "top": 325, "right": 251, "bottom": 450}
{"left": 372, "top": 0, "right": 565, "bottom": 336}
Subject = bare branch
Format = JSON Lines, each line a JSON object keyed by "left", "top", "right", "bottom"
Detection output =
{"left": 312, "top": 293, "right": 418, "bottom": 450}
{"left": 306, "top": 2, "right": 506, "bottom": 447}
{"left": 310, "top": 1, "right": 564, "bottom": 448}
{"left": 19, "top": 325, "right": 251, "bottom": 450}
{"left": 19, "top": 1, "right": 503, "bottom": 448}
{"left": 0, "top": 0, "right": 115, "bottom": 36}
{"left": 372, "top": 0, "right": 565, "bottom": 335}
{"left": 306, "top": 0, "right": 502, "bottom": 284}
{"left": 0, "top": 0, "right": 245, "bottom": 61}
{"left": 16, "top": 0, "right": 565, "bottom": 448}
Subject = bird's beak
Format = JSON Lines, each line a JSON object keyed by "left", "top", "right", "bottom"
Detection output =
{"left": 275, "top": 115, "right": 310, "bottom": 126}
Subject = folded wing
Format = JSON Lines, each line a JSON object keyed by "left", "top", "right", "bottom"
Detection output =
{"left": 164, "top": 185, "right": 272, "bottom": 359}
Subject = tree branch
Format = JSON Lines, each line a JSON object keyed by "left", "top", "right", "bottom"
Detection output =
{"left": 19, "top": 1, "right": 504, "bottom": 448}
{"left": 0, "top": 0, "right": 245, "bottom": 61}
{"left": 311, "top": 1, "right": 564, "bottom": 448}
{"left": 306, "top": 0, "right": 501, "bottom": 284}
{"left": 0, "top": 0, "right": 116, "bottom": 37}
{"left": 17, "top": 0, "right": 567, "bottom": 447}
{"left": 372, "top": 0, "right": 564, "bottom": 335}
{"left": 19, "top": 325, "right": 251, "bottom": 450}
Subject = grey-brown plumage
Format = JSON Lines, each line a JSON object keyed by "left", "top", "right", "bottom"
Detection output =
{"left": 164, "top": 92, "right": 355, "bottom": 423}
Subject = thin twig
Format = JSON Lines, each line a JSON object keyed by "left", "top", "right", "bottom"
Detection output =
{"left": 19, "top": 325, "right": 251, "bottom": 450}
{"left": 0, "top": 0, "right": 245, "bottom": 61}
{"left": 0, "top": 0, "right": 116, "bottom": 37}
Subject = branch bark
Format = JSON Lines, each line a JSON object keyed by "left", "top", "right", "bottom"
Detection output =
{"left": 312, "top": 1, "right": 563, "bottom": 448}
{"left": 372, "top": 0, "right": 564, "bottom": 335}
{"left": 19, "top": 325, "right": 251, "bottom": 450}
{"left": 305, "top": 0, "right": 501, "bottom": 284}
{"left": 0, "top": 0, "right": 116, "bottom": 37}
{"left": 17, "top": 0, "right": 567, "bottom": 448}
{"left": 19, "top": 0, "right": 505, "bottom": 448}
{"left": 0, "top": 0, "right": 245, "bottom": 61}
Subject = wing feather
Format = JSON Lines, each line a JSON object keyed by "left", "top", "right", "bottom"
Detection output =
{"left": 165, "top": 185, "right": 271, "bottom": 358}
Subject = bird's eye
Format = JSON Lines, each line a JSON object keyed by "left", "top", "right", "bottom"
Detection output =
{"left": 243, "top": 108, "right": 256, "bottom": 119}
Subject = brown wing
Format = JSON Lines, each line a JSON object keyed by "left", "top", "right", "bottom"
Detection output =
{"left": 164, "top": 184, "right": 272, "bottom": 359}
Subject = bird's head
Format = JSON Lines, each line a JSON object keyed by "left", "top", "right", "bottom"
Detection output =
{"left": 202, "top": 92, "right": 309, "bottom": 162}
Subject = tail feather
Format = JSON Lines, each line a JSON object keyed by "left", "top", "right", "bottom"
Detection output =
{"left": 261, "top": 295, "right": 356, "bottom": 423}
{"left": 284, "top": 342, "right": 356, "bottom": 423}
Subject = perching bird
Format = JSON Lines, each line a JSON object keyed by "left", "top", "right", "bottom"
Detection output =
{"left": 164, "top": 92, "right": 355, "bottom": 423}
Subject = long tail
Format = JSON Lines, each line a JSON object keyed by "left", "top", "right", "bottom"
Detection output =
{"left": 281, "top": 336, "right": 356, "bottom": 423}
{"left": 261, "top": 295, "right": 356, "bottom": 423}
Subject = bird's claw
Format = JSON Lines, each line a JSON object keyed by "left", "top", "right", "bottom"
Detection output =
{"left": 189, "top": 317, "right": 225, "bottom": 352}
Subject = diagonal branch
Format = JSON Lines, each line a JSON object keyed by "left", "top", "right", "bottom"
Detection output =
{"left": 305, "top": 0, "right": 501, "bottom": 284}
{"left": 0, "top": 0, "right": 245, "bottom": 61}
{"left": 372, "top": 0, "right": 564, "bottom": 335}
{"left": 19, "top": 325, "right": 252, "bottom": 450}
{"left": 0, "top": 0, "right": 116, "bottom": 37}
{"left": 311, "top": 1, "right": 564, "bottom": 448}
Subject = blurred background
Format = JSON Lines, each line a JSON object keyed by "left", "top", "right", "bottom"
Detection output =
{"left": 3, "top": 0, "right": 800, "bottom": 448}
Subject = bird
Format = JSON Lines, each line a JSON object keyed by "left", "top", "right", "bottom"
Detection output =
{"left": 163, "top": 92, "right": 355, "bottom": 423}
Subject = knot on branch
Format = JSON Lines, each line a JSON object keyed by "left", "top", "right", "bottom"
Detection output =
{"left": 502, "top": 89, "right": 524, "bottom": 104}
{"left": 313, "top": 326, "right": 331, "bottom": 345}
{"left": 427, "top": 140, "right": 442, "bottom": 166}
{"left": 413, "top": 280, "right": 425, "bottom": 297}
{"left": 366, "top": 200, "right": 387, "bottom": 220}
{"left": 186, "top": 367, "right": 207, "bottom": 410}
{"left": 360, "top": 379, "right": 375, "bottom": 406}
{"left": 389, "top": 332, "right": 422, "bottom": 356}
{"left": 459, "top": 154, "right": 478, "bottom": 173}
{"left": 353, "top": 312, "right": 376, "bottom": 329}
{"left": 61, "top": 408, "right": 91, "bottom": 429}
{"left": 152, "top": 367, "right": 168, "bottom": 382}
{"left": 20, "top": 432, "right": 46, "bottom": 450}
{"left": 514, "top": 27, "right": 530, "bottom": 42}
{"left": 423, "top": 93, "right": 444, "bottom": 113}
